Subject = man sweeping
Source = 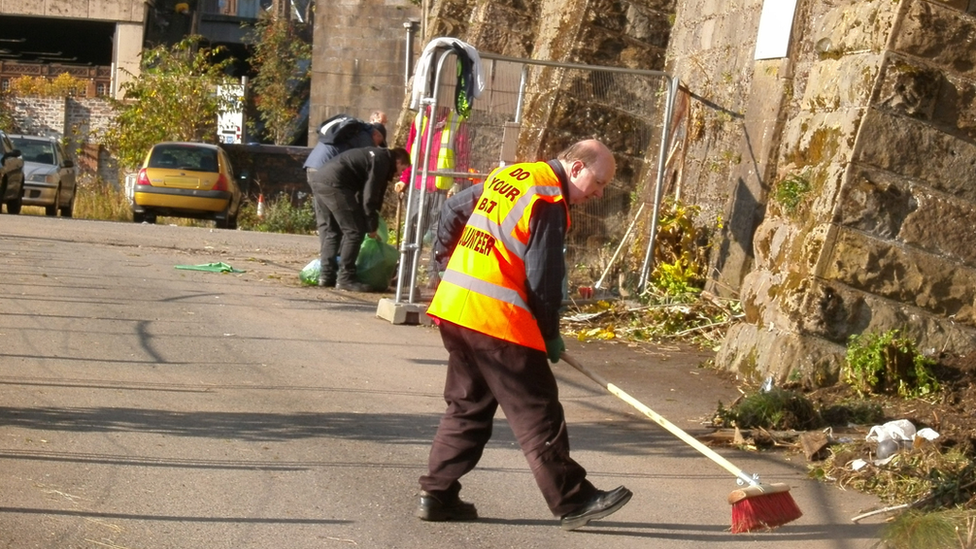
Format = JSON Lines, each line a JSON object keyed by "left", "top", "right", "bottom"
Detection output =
{"left": 416, "top": 139, "right": 632, "bottom": 530}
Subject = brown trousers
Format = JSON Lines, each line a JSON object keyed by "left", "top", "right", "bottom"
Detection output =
{"left": 419, "top": 320, "right": 597, "bottom": 517}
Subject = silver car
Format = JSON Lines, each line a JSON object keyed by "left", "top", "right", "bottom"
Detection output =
{"left": 10, "top": 134, "right": 77, "bottom": 217}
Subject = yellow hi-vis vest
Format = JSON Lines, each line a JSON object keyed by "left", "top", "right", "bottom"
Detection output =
{"left": 434, "top": 110, "right": 461, "bottom": 190}
{"left": 413, "top": 109, "right": 462, "bottom": 191}
{"left": 426, "top": 162, "right": 569, "bottom": 351}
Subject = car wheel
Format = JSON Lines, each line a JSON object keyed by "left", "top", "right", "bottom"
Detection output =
{"left": 216, "top": 205, "right": 236, "bottom": 229}
{"left": 46, "top": 187, "right": 61, "bottom": 216}
{"left": 61, "top": 196, "right": 74, "bottom": 218}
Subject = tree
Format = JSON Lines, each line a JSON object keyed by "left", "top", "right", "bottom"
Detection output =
{"left": 100, "top": 37, "right": 237, "bottom": 170}
{"left": 8, "top": 73, "right": 88, "bottom": 97}
{"left": 0, "top": 92, "right": 15, "bottom": 131}
{"left": 246, "top": 14, "right": 311, "bottom": 145}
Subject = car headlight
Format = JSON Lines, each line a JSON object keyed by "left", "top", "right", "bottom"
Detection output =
{"left": 28, "top": 173, "right": 58, "bottom": 184}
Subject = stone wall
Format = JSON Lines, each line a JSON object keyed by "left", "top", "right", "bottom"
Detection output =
{"left": 8, "top": 97, "right": 66, "bottom": 138}
{"left": 9, "top": 96, "right": 122, "bottom": 182}
{"left": 666, "top": 0, "right": 772, "bottom": 294}
{"left": 666, "top": 0, "right": 976, "bottom": 385}
{"left": 308, "top": 0, "right": 419, "bottom": 144}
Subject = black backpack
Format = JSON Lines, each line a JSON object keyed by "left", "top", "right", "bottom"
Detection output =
{"left": 318, "top": 114, "right": 367, "bottom": 146}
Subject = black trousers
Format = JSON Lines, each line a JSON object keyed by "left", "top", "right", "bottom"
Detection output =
{"left": 420, "top": 320, "right": 597, "bottom": 517}
{"left": 309, "top": 180, "right": 365, "bottom": 285}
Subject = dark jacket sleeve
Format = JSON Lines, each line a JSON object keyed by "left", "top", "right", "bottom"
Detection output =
{"left": 433, "top": 183, "right": 483, "bottom": 271}
{"left": 524, "top": 201, "right": 567, "bottom": 341}
{"left": 304, "top": 142, "right": 339, "bottom": 170}
{"left": 361, "top": 149, "right": 393, "bottom": 233}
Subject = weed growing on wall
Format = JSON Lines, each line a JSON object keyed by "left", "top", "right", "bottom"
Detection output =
{"left": 843, "top": 329, "right": 940, "bottom": 398}
{"left": 773, "top": 172, "right": 811, "bottom": 214}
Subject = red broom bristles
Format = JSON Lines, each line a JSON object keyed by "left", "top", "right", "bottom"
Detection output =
{"left": 729, "top": 483, "right": 803, "bottom": 533}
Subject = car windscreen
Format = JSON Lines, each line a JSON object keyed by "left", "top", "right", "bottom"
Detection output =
{"left": 148, "top": 146, "right": 219, "bottom": 173}
{"left": 11, "top": 139, "right": 56, "bottom": 165}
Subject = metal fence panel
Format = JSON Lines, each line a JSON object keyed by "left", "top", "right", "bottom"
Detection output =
{"left": 396, "top": 49, "right": 676, "bottom": 303}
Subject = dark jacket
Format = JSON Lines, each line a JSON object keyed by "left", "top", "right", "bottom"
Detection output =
{"left": 432, "top": 159, "right": 569, "bottom": 340}
{"left": 310, "top": 147, "right": 398, "bottom": 233}
{"left": 302, "top": 125, "right": 375, "bottom": 170}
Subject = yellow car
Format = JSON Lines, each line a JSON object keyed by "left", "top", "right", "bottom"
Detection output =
{"left": 132, "top": 142, "right": 242, "bottom": 229}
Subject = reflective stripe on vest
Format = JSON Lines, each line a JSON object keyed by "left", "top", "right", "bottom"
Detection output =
{"left": 426, "top": 162, "right": 568, "bottom": 351}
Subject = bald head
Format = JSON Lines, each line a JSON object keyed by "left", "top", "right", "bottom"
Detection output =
{"left": 558, "top": 139, "right": 615, "bottom": 205}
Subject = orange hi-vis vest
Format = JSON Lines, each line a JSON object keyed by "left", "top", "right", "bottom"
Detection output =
{"left": 426, "top": 161, "right": 569, "bottom": 351}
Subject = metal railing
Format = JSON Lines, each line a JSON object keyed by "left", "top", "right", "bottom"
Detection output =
{"left": 395, "top": 42, "right": 679, "bottom": 304}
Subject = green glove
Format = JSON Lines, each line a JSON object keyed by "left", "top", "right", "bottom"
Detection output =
{"left": 544, "top": 336, "right": 565, "bottom": 364}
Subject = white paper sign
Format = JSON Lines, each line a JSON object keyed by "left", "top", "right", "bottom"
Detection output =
{"left": 754, "top": 0, "right": 799, "bottom": 60}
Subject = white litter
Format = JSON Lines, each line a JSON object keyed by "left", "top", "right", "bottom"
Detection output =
{"left": 866, "top": 419, "right": 916, "bottom": 443}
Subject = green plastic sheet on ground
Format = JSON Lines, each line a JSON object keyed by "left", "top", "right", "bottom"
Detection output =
{"left": 175, "top": 262, "right": 245, "bottom": 273}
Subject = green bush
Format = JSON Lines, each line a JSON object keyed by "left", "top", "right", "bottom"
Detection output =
{"left": 880, "top": 509, "right": 974, "bottom": 549}
{"left": 238, "top": 195, "right": 316, "bottom": 234}
{"left": 716, "top": 388, "right": 822, "bottom": 430}
{"left": 842, "top": 329, "right": 940, "bottom": 398}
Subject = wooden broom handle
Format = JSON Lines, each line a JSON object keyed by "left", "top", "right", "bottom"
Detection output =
{"left": 561, "top": 352, "right": 757, "bottom": 487}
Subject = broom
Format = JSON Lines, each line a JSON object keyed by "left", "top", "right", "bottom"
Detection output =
{"left": 561, "top": 352, "right": 802, "bottom": 533}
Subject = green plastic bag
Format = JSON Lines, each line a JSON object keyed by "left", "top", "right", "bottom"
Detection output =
{"left": 300, "top": 259, "right": 321, "bottom": 286}
{"left": 356, "top": 219, "right": 398, "bottom": 291}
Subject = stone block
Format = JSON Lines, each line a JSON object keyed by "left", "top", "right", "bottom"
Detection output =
{"left": 375, "top": 298, "right": 431, "bottom": 325}
{"left": 854, "top": 108, "right": 976, "bottom": 202}
{"left": 822, "top": 227, "right": 976, "bottom": 325}
{"left": 837, "top": 165, "right": 915, "bottom": 240}
{"left": 780, "top": 110, "right": 862, "bottom": 170}
{"left": 874, "top": 58, "right": 976, "bottom": 141}
{"left": 89, "top": 0, "right": 143, "bottom": 22}
{"left": 801, "top": 56, "right": 881, "bottom": 112}
{"left": 839, "top": 165, "right": 976, "bottom": 268}
{"left": 716, "top": 322, "right": 846, "bottom": 387}
{"left": 588, "top": 0, "right": 673, "bottom": 48}
{"left": 809, "top": 0, "right": 897, "bottom": 57}
{"left": 872, "top": 56, "right": 942, "bottom": 120}
{"left": 892, "top": 1, "right": 976, "bottom": 80}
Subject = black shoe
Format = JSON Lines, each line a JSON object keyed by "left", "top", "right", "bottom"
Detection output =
{"left": 318, "top": 278, "right": 336, "bottom": 288}
{"left": 560, "top": 486, "right": 632, "bottom": 531}
{"left": 335, "top": 281, "right": 371, "bottom": 292}
{"left": 416, "top": 491, "right": 478, "bottom": 522}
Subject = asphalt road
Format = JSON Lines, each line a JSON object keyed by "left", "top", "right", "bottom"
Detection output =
{"left": 0, "top": 216, "right": 887, "bottom": 548}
